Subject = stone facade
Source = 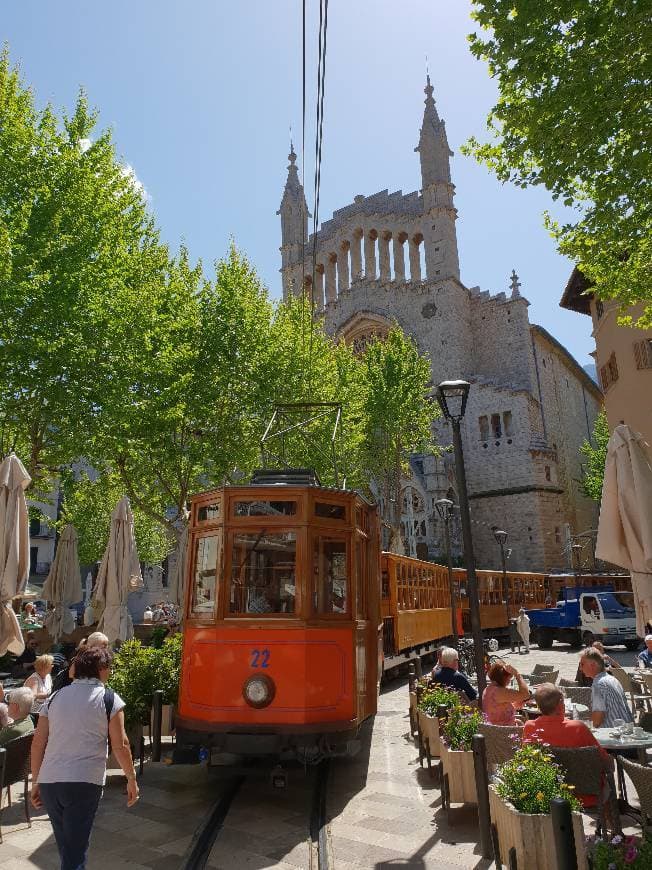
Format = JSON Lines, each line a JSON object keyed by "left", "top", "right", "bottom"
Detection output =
{"left": 277, "top": 78, "right": 602, "bottom": 572}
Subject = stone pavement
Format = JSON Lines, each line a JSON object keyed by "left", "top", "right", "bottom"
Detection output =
{"left": 0, "top": 641, "right": 642, "bottom": 869}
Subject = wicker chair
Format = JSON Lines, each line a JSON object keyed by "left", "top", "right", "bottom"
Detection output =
{"left": 478, "top": 722, "right": 523, "bottom": 767}
{"left": 532, "top": 664, "right": 555, "bottom": 676}
{"left": 611, "top": 668, "right": 652, "bottom": 715}
{"left": 0, "top": 733, "right": 33, "bottom": 843}
{"left": 547, "top": 745, "right": 620, "bottom": 836}
{"left": 559, "top": 678, "right": 579, "bottom": 688}
{"left": 617, "top": 756, "right": 652, "bottom": 827}
{"left": 564, "top": 685, "right": 593, "bottom": 718}
{"left": 528, "top": 670, "right": 559, "bottom": 686}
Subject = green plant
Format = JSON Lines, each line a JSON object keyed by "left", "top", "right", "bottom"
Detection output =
{"left": 441, "top": 705, "right": 483, "bottom": 751}
{"left": 495, "top": 742, "right": 581, "bottom": 815}
{"left": 109, "top": 639, "right": 156, "bottom": 731}
{"left": 151, "top": 633, "right": 183, "bottom": 706}
{"left": 417, "top": 685, "right": 461, "bottom": 717}
{"left": 587, "top": 833, "right": 652, "bottom": 869}
{"left": 150, "top": 625, "right": 168, "bottom": 649}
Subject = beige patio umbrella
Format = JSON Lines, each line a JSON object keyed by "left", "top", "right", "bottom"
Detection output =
{"left": 93, "top": 496, "right": 144, "bottom": 643}
{"left": 42, "top": 524, "right": 82, "bottom": 641}
{"left": 169, "top": 511, "right": 190, "bottom": 611}
{"left": 0, "top": 453, "right": 31, "bottom": 656}
{"left": 595, "top": 424, "right": 652, "bottom": 635}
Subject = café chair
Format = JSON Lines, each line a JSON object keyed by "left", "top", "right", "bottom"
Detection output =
{"left": 616, "top": 756, "right": 652, "bottom": 829}
{"left": 564, "top": 686, "right": 593, "bottom": 718}
{"left": 528, "top": 670, "right": 559, "bottom": 686}
{"left": 559, "top": 677, "right": 579, "bottom": 688}
{"left": 0, "top": 733, "right": 33, "bottom": 843}
{"left": 547, "top": 745, "right": 620, "bottom": 836}
{"left": 611, "top": 668, "right": 652, "bottom": 716}
{"left": 478, "top": 722, "right": 523, "bottom": 768}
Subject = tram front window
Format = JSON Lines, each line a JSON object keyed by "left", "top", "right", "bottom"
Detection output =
{"left": 314, "top": 537, "right": 349, "bottom": 615}
{"left": 230, "top": 530, "right": 297, "bottom": 614}
{"left": 191, "top": 534, "right": 221, "bottom": 616}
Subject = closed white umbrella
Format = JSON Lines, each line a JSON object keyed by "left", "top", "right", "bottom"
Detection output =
{"left": 93, "top": 496, "right": 144, "bottom": 643}
{"left": 42, "top": 524, "right": 82, "bottom": 641}
{"left": 169, "top": 512, "right": 189, "bottom": 611}
{"left": 596, "top": 424, "right": 652, "bottom": 635}
{"left": 0, "top": 453, "right": 31, "bottom": 656}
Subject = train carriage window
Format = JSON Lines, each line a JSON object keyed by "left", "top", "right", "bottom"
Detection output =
{"left": 197, "top": 501, "right": 221, "bottom": 522}
{"left": 315, "top": 502, "right": 346, "bottom": 521}
{"left": 234, "top": 500, "right": 297, "bottom": 517}
{"left": 230, "top": 530, "right": 297, "bottom": 614}
{"left": 314, "top": 536, "right": 349, "bottom": 615}
{"left": 191, "top": 534, "right": 221, "bottom": 616}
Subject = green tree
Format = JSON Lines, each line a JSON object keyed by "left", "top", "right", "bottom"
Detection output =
{"left": 580, "top": 408, "right": 610, "bottom": 501}
{"left": 465, "top": 2, "right": 652, "bottom": 327}
{"left": 57, "top": 468, "right": 172, "bottom": 565}
{"left": 357, "top": 327, "right": 437, "bottom": 552}
{"left": 0, "top": 51, "right": 164, "bottom": 488}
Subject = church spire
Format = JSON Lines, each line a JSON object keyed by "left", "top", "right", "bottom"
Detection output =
{"left": 415, "top": 75, "right": 452, "bottom": 187}
{"left": 277, "top": 141, "right": 310, "bottom": 298}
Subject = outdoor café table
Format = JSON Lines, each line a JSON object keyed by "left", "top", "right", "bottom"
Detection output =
{"left": 522, "top": 702, "right": 589, "bottom": 720}
{"left": 593, "top": 727, "right": 652, "bottom": 765}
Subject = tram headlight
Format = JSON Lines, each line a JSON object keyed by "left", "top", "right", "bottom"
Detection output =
{"left": 243, "top": 674, "right": 275, "bottom": 708}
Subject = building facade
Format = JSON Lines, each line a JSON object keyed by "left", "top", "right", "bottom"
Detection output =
{"left": 278, "top": 79, "right": 602, "bottom": 571}
{"left": 561, "top": 269, "right": 652, "bottom": 451}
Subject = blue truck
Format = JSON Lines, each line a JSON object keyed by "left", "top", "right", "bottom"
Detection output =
{"left": 527, "top": 586, "right": 639, "bottom": 650}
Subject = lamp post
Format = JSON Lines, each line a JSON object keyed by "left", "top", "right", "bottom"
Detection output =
{"left": 493, "top": 529, "right": 509, "bottom": 626}
{"left": 572, "top": 542, "right": 584, "bottom": 586}
{"left": 435, "top": 497, "right": 459, "bottom": 647}
{"left": 436, "top": 380, "right": 486, "bottom": 694}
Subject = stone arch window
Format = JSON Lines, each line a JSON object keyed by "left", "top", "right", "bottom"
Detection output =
{"left": 409, "top": 232, "right": 424, "bottom": 281}
{"left": 491, "top": 414, "right": 502, "bottom": 439}
{"left": 351, "top": 229, "right": 364, "bottom": 281}
{"left": 479, "top": 415, "right": 489, "bottom": 441}
{"left": 365, "top": 229, "right": 379, "bottom": 279}
{"left": 503, "top": 411, "right": 514, "bottom": 437}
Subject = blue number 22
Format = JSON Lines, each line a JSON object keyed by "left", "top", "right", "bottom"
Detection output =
{"left": 250, "top": 649, "right": 270, "bottom": 668}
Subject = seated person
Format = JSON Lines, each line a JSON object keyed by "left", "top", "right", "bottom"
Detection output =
{"left": 637, "top": 634, "right": 652, "bottom": 669}
{"left": 20, "top": 601, "right": 39, "bottom": 626}
{"left": 432, "top": 647, "right": 477, "bottom": 702}
{"left": 51, "top": 632, "right": 109, "bottom": 691}
{"left": 482, "top": 661, "right": 531, "bottom": 725}
{"left": 0, "top": 701, "right": 9, "bottom": 729}
{"left": 523, "top": 683, "right": 612, "bottom": 807}
{"left": 580, "top": 648, "right": 633, "bottom": 729}
{"left": 12, "top": 631, "right": 39, "bottom": 676}
{"left": 0, "top": 687, "right": 35, "bottom": 746}
{"left": 25, "top": 654, "right": 54, "bottom": 719}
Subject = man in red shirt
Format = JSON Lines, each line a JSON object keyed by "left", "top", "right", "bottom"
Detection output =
{"left": 523, "top": 683, "right": 613, "bottom": 807}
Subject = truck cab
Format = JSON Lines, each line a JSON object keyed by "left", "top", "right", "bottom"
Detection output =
{"left": 527, "top": 586, "right": 639, "bottom": 650}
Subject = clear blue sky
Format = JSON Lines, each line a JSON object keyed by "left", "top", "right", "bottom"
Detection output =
{"left": 5, "top": 0, "right": 594, "bottom": 366}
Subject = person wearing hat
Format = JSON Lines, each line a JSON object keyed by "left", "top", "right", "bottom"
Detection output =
{"left": 516, "top": 608, "right": 531, "bottom": 653}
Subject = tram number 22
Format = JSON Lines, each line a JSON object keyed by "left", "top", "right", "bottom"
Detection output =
{"left": 250, "top": 649, "right": 271, "bottom": 669}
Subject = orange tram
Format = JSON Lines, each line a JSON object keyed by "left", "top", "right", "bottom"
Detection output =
{"left": 176, "top": 473, "right": 630, "bottom": 762}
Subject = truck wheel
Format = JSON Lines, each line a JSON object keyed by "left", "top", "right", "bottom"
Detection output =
{"left": 583, "top": 631, "right": 595, "bottom": 647}
{"left": 536, "top": 629, "right": 554, "bottom": 650}
{"left": 569, "top": 632, "right": 583, "bottom": 649}
{"left": 624, "top": 640, "right": 641, "bottom": 651}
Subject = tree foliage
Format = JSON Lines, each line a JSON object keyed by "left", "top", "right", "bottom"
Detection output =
{"left": 580, "top": 408, "right": 610, "bottom": 502}
{"left": 465, "top": 1, "right": 652, "bottom": 327}
{"left": 358, "top": 327, "right": 437, "bottom": 551}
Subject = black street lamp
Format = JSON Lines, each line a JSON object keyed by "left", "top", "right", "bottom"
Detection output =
{"left": 436, "top": 379, "right": 486, "bottom": 694}
{"left": 493, "top": 528, "right": 509, "bottom": 626}
{"left": 435, "top": 497, "right": 459, "bottom": 647}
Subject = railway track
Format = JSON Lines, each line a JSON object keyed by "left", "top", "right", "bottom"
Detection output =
{"left": 179, "top": 760, "right": 333, "bottom": 870}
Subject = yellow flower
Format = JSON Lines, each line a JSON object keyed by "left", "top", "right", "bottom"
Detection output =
{"left": 566, "top": 785, "right": 575, "bottom": 790}
{"left": 519, "top": 792, "right": 528, "bottom": 799}
{"left": 536, "top": 792, "right": 544, "bottom": 802}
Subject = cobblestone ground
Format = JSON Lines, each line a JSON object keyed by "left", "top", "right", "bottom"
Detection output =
{"left": 0, "top": 640, "right": 641, "bottom": 868}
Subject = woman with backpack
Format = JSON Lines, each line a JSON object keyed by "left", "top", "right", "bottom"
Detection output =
{"left": 30, "top": 646, "right": 139, "bottom": 870}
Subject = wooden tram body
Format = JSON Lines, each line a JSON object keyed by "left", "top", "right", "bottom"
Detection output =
{"left": 175, "top": 481, "right": 380, "bottom": 760}
{"left": 176, "top": 477, "right": 631, "bottom": 760}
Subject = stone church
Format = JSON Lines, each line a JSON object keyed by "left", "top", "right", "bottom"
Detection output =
{"left": 278, "top": 78, "right": 602, "bottom": 572}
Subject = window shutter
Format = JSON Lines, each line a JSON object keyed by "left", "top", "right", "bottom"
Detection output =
{"left": 634, "top": 341, "right": 643, "bottom": 370}
{"left": 600, "top": 365, "right": 609, "bottom": 390}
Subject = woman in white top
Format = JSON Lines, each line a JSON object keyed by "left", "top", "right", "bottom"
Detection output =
{"left": 30, "top": 646, "right": 138, "bottom": 870}
{"left": 24, "top": 654, "right": 54, "bottom": 717}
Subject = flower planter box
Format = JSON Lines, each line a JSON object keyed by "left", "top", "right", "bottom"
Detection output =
{"left": 417, "top": 710, "right": 441, "bottom": 758}
{"left": 440, "top": 741, "right": 477, "bottom": 805}
{"left": 489, "top": 786, "right": 587, "bottom": 870}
